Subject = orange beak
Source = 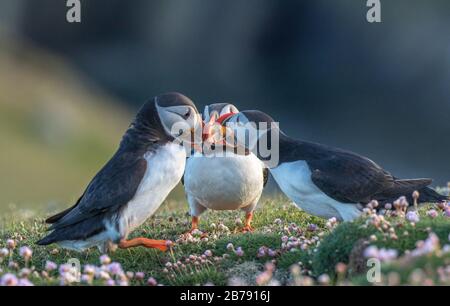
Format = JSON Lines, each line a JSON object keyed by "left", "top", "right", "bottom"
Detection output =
{"left": 202, "top": 112, "right": 236, "bottom": 146}
{"left": 202, "top": 116, "right": 216, "bottom": 142}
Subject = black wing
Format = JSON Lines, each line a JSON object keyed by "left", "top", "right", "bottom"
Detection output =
{"left": 49, "top": 150, "right": 147, "bottom": 230}
{"left": 308, "top": 150, "right": 396, "bottom": 204}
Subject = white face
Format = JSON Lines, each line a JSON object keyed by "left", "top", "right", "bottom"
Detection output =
{"left": 225, "top": 113, "right": 260, "bottom": 152}
{"left": 219, "top": 104, "right": 239, "bottom": 117}
{"left": 156, "top": 104, "right": 200, "bottom": 141}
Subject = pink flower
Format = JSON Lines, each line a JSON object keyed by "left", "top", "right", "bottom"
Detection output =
{"left": 6, "top": 239, "right": 16, "bottom": 250}
{"left": 204, "top": 250, "right": 213, "bottom": 257}
{"left": 427, "top": 209, "right": 438, "bottom": 219}
{"left": 107, "top": 262, "right": 123, "bottom": 276}
{"left": 363, "top": 246, "right": 379, "bottom": 258}
{"left": 19, "top": 246, "right": 32, "bottom": 260}
{"left": 99, "top": 254, "right": 111, "bottom": 265}
{"left": 267, "top": 249, "right": 276, "bottom": 257}
{"left": 19, "top": 268, "right": 31, "bottom": 278}
{"left": 81, "top": 274, "right": 92, "bottom": 284}
{"left": 235, "top": 247, "right": 244, "bottom": 257}
{"left": 317, "top": 274, "right": 330, "bottom": 285}
{"left": 398, "top": 196, "right": 409, "bottom": 208}
{"left": 257, "top": 247, "right": 266, "bottom": 258}
{"left": 406, "top": 211, "right": 420, "bottom": 223}
{"left": 45, "top": 260, "right": 57, "bottom": 271}
{"left": 370, "top": 200, "right": 379, "bottom": 208}
{"left": 265, "top": 262, "right": 275, "bottom": 272}
{"left": 335, "top": 263, "right": 347, "bottom": 274}
{"left": 0, "top": 273, "right": 18, "bottom": 286}
{"left": 411, "top": 233, "right": 440, "bottom": 257}
{"left": 255, "top": 271, "right": 272, "bottom": 285}
{"left": 0, "top": 248, "right": 9, "bottom": 258}
{"left": 18, "top": 278, "right": 34, "bottom": 286}
{"left": 83, "top": 265, "right": 96, "bottom": 275}
{"left": 147, "top": 277, "right": 158, "bottom": 286}
{"left": 307, "top": 224, "right": 318, "bottom": 232}
{"left": 363, "top": 246, "right": 397, "bottom": 261}
{"left": 58, "top": 264, "right": 72, "bottom": 274}
{"left": 135, "top": 272, "right": 145, "bottom": 280}
{"left": 377, "top": 248, "right": 398, "bottom": 262}
{"left": 445, "top": 208, "right": 450, "bottom": 218}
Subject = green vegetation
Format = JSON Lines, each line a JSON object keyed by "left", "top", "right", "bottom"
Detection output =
{"left": 1, "top": 197, "right": 449, "bottom": 286}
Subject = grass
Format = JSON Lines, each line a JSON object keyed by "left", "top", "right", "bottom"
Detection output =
{"left": 1, "top": 196, "right": 449, "bottom": 286}
{"left": 313, "top": 211, "right": 450, "bottom": 278}
{"left": 0, "top": 197, "right": 329, "bottom": 286}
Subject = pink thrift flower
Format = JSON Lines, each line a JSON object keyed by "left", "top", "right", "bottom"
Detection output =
{"left": 427, "top": 209, "right": 438, "bottom": 219}
{"left": 45, "top": 260, "right": 57, "bottom": 271}
{"left": 235, "top": 247, "right": 244, "bottom": 257}
{"left": 147, "top": 277, "right": 158, "bottom": 286}
{"left": 99, "top": 254, "right": 111, "bottom": 265}
{"left": 0, "top": 273, "right": 18, "bottom": 286}
{"left": 107, "top": 262, "right": 123, "bottom": 276}
{"left": 19, "top": 246, "right": 32, "bottom": 260}
{"left": 406, "top": 211, "right": 420, "bottom": 223}
{"left": 135, "top": 272, "right": 145, "bottom": 280}
{"left": 6, "top": 239, "right": 16, "bottom": 250}
{"left": 18, "top": 278, "right": 34, "bottom": 286}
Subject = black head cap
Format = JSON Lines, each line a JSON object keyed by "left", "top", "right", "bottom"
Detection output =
{"left": 240, "top": 110, "right": 275, "bottom": 125}
{"left": 124, "top": 92, "right": 197, "bottom": 148}
{"left": 155, "top": 92, "right": 197, "bottom": 111}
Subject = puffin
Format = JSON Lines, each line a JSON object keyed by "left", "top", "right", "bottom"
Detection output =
{"left": 37, "top": 92, "right": 201, "bottom": 252}
{"left": 214, "top": 110, "right": 448, "bottom": 221}
{"left": 182, "top": 103, "right": 268, "bottom": 233}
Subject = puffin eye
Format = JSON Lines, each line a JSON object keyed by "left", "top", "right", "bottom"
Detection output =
{"left": 183, "top": 109, "right": 191, "bottom": 119}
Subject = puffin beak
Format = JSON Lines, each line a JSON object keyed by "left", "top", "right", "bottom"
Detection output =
{"left": 202, "top": 116, "right": 216, "bottom": 142}
{"left": 202, "top": 112, "right": 237, "bottom": 148}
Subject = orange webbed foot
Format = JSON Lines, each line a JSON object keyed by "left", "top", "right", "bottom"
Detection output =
{"left": 119, "top": 238, "right": 172, "bottom": 252}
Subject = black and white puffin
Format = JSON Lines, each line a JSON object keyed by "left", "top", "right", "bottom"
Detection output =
{"left": 182, "top": 103, "right": 268, "bottom": 233}
{"left": 216, "top": 110, "right": 448, "bottom": 221}
{"left": 37, "top": 92, "right": 201, "bottom": 252}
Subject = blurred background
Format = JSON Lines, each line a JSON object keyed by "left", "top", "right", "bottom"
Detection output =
{"left": 0, "top": 0, "right": 449, "bottom": 213}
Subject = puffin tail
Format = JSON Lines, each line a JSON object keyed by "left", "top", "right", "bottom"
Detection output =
{"left": 417, "top": 186, "right": 449, "bottom": 203}
{"left": 394, "top": 178, "right": 448, "bottom": 203}
{"left": 45, "top": 195, "right": 83, "bottom": 224}
{"left": 377, "top": 178, "right": 448, "bottom": 204}
{"left": 36, "top": 233, "right": 57, "bottom": 246}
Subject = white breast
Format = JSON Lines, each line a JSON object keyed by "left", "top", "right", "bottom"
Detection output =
{"left": 184, "top": 152, "right": 264, "bottom": 210}
{"left": 120, "top": 143, "right": 186, "bottom": 236}
{"left": 270, "top": 160, "right": 361, "bottom": 221}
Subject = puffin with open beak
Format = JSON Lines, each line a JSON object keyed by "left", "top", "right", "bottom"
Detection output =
{"left": 182, "top": 103, "right": 268, "bottom": 233}
{"left": 38, "top": 92, "right": 201, "bottom": 252}
{"left": 216, "top": 110, "right": 448, "bottom": 221}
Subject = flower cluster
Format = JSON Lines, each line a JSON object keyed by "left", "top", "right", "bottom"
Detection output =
{"left": 363, "top": 246, "right": 398, "bottom": 262}
{"left": 408, "top": 233, "right": 442, "bottom": 258}
{"left": 257, "top": 246, "right": 276, "bottom": 258}
{"left": 255, "top": 262, "right": 279, "bottom": 286}
{"left": 0, "top": 240, "right": 160, "bottom": 286}
{"left": 162, "top": 250, "right": 221, "bottom": 282}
